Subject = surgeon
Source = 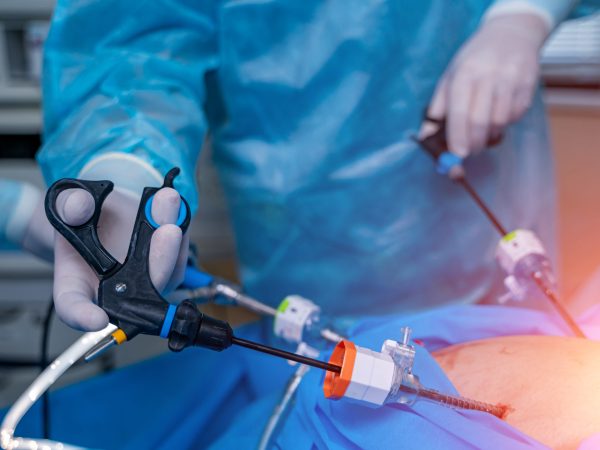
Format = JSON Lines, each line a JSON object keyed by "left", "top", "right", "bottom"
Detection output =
{"left": 36, "top": 1, "right": 599, "bottom": 330}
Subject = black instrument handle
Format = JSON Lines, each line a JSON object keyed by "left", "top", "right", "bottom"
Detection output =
{"left": 45, "top": 178, "right": 118, "bottom": 277}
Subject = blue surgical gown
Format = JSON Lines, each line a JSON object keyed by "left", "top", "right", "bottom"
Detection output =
{"left": 39, "top": 1, "right": 600, "bottom": 316}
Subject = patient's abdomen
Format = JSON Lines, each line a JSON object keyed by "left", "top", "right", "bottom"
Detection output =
{"left": 432, "top": 335, "right": 600, "bottom": 450}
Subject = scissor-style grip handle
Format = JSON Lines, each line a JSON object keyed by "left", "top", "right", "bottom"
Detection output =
{"left": 98, "top": 167, "right": 192, "bottom": 339}
{"left": 45, "top": 167, "right": 194, "bottom": 342}
{"left": 45, "top": 178, "right": 119, "bottom": 277}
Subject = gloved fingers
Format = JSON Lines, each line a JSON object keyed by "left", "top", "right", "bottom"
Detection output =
{"left": 149, "top": 224, "right": 183, "bottom": 293}
{"left": 447, "top": 70, "right": 474, "bottom": 158}
{"left": 53, "top": 188, "right": 107, "bottom": 331}
{"left": 490, "top": 82, "right": 513, "bottom": 129}
{"left": 54, "top": 287, "right": 110, "bottom": 331}
{"left": 148, "top": 186, "right": 188, "bottom": 293}
{"left": 165, "top": 232, "right": 190, "bottom": 294}
{"left": 56, "top": 188, "right": 95, "bottom": 226}
{"left": 53, "top": 234, "right": 109, "bottom": 331}
{"left": 511, "top": 82, "right": 537, "bottom": 123}
{"left": 468, "top": 79, "right": 495, "bottom": 154}
{"left": 420, "top": 75, "right": 449, "bottom": 139}
{"left": 151, "top": 187, "right": 181, "bottom": 225}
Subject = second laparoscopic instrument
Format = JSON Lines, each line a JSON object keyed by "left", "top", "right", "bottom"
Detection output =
{"left": 416, "top": 116, "right": 585, "bottom": 339}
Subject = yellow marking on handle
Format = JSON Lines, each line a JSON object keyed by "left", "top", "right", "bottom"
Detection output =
{"left": 112, "top": 329, "right": 128, "bottom": 345}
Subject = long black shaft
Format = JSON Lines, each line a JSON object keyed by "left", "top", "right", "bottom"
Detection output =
{"left": 532, "top": 273, "right": 586, "bottom": 338}
{"left": 232, "top": 336, "right": 341, "bottom": 373}
{"left": 456, "top": 177, "right": 508, "bottom": 236}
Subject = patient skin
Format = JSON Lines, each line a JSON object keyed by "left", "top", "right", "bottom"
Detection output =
{"left": 432, "top": 336, "right": 600, "bottom": 450}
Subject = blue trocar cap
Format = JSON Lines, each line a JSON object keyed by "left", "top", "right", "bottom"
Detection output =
{"left": 437, "top": 152, "right": 463, "bottom": 175}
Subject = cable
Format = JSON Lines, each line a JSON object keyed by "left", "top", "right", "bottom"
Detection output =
{"left": 1, "top": 324, "right": 116, "bottom": 450}
{"left": 40, "top": 298, "right": 54, "bottom": 440}
{"left": 231, "top": 337, "right": 341, "bottom": 373}
{"left": 258, "top": 365, "right": 309, "bottom": 450}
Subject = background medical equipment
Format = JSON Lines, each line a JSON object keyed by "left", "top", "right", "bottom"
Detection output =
{"left": 417, "top": 117, "right": 585, "bottom": 338}
{"left": 323, "top": 327, "right": 506, "bottom": 419}
{"left": 174, "top": 273, "right": 343, "bottom": 349}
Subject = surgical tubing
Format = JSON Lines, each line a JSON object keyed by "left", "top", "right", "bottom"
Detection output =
{"left": 258, "top": 364, "right": 310, "bottom": 450}
{"left": 0, "top": 324, "right": 117, "bottom": 450}
{"left": 214, "top": 284, "right": 278, "bottom": 317}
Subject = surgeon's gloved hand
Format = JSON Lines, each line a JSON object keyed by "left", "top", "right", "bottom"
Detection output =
{"left": 422, "top": 12, "right": 551, "bottom": 156}
{"left": 53, "top": 187, "right": 189, "bottom": 331}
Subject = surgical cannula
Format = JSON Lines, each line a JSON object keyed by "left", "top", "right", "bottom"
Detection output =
{"left": 324, "top": 335, "right": 508, "bottom": 419}
{"left": 458, "top": 175, "right": 584, "bottom": 337}
{"left": 455, "top": 173, "right": 585, "bottom": 338}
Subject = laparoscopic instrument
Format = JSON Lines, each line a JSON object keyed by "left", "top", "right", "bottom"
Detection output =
{"left": 43, "top": 167, "right": 338, "bottom": 373}
{"left": 416, "top": 117, "right": 585, "bottom": 339}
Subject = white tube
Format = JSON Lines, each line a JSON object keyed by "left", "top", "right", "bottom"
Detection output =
{"left": 258, "top": 364, "right": 310, "bottom": 450}
{"left": 0, "top": 324, "right": 117, "bottom": 450}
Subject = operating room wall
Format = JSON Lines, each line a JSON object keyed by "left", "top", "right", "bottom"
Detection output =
{"left": 546, "top": 94, "right": 600, "bottom": 306}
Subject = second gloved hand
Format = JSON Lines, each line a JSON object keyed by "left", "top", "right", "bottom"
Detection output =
{"left": 422, "top": 12, "right": 551, "bottom": 156}
{"left": 53, "top": 186, "right": 189, "bottom": 331}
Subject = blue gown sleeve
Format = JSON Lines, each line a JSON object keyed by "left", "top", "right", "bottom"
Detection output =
{"left": 0, "top": 180, "right": 41, "bottom": 247}
{"left": 486, "top": 0, "right": 600, "bottom": 29}
{"left": 37, "top": 0, "right": 220, "bottom": 212}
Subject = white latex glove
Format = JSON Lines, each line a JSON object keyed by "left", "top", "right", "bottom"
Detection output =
{"left": 421, "top": 12, "right": 551, "bottom": 156}
{"left": 20, "top": 196, "right": 55, "bottom": 261}
{"left": 53, "top": 187, "right": 189, "bottom": 331}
